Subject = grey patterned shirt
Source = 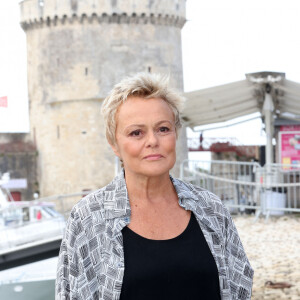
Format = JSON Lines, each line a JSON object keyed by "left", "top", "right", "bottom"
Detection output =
{"left": 56, "top": 170, "right": 253, "bottom": 300}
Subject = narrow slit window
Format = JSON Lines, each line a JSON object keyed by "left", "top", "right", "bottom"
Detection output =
{"left": 33, "top": 127, "right": 36, "bottom": 144}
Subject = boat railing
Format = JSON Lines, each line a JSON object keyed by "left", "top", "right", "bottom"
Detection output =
{"left": 0, "top": 210, "right": 65, "bottom": 251}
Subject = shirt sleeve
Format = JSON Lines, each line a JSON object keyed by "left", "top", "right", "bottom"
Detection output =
{"left": 223, "top": 206, "right": 254, "bottom": 300}
{"left": 56, "top": 208, "right": 81, "bottom": 300}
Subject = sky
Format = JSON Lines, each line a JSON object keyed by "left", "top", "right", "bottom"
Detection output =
{"left": 1, "top": 0, "right": 300, "bottom": 146}
{"left": 0, "top": 1, "right": 28, "bottom": 132}
{"left": 181, "top": 0, "right": 300, "bottom": 148}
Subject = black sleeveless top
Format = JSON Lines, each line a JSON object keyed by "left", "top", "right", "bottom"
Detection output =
{"left": 120, "top": 213, "right": 221, "bottom": 300}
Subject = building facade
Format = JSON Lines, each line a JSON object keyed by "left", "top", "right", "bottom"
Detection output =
{"left": 0, "top": 133, "right": 37, "bottom": 200}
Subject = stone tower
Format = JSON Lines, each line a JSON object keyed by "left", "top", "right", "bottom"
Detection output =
{"left": 20, "top": 0, "right": 188, "bottom": 197}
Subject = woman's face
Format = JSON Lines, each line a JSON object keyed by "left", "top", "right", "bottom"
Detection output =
{"left": 111, "top": 96, "right": 177, "bottom": 178}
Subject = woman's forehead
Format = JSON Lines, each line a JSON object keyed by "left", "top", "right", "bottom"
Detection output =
{"left": 116, "top": 97, "right": 175, "bottom": 125}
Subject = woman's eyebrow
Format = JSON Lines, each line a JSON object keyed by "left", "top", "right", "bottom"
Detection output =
{"left": 124, "top": 124, "right": 146, "bottom": 130}
{"left": 155, "top": 120, "right": 173, "bottom": 126}
{"left": 124, "top": 120, "right": 174, "bottom": 131}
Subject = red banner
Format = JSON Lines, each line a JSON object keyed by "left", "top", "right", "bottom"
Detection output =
{"left": 280, "top": 125, "right": 300, "bottom": 131}
{"left": 0, "top": 96, "right": 8, "bottom": 108}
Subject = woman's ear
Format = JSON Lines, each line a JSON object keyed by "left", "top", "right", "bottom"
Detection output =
{"left": 109, "top": 141, "right": 121, "bottom": 158}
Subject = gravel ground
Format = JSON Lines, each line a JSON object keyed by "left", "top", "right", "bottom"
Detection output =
{"left": 233, "top": 214, "right": 300, "bottom": 300}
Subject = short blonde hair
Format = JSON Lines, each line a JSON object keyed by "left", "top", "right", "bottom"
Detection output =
{"left": 101, "top": 73, "right": 185, "bottom": 145}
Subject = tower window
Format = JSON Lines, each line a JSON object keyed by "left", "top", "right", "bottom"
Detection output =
{"left": 33, "top": 127, "right": 36, "bottom": 144}
{"left": 85, "top": 67, "right": 88, "bottom": 76}
{"left": 148, "top": 66, "right": 151, "bottom": 73}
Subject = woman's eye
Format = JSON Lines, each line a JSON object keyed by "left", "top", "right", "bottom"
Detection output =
{"left": 159, "top": 127, "right": 170, "bottom": 133}
{"left": 130, "top": 130, "right": 142, "bottom": 137}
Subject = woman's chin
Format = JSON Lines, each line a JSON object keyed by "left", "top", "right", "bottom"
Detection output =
{"left": 125, "top": 161, "right": 175, "bottom": 178}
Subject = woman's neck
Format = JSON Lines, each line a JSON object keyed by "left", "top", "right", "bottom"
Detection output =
{"left": 124, "top": 170, "right": 177, "bottom": 205}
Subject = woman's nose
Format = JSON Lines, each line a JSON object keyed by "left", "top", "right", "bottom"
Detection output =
{"left": 146, "top": 131, "right": 158, "bottom": 147}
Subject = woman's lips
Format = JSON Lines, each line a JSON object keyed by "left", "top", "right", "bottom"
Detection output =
{"left": 144, "top": 154, "right": 163, "bottom": 160}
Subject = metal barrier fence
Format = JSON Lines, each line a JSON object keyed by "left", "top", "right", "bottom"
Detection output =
{"left": 180, "top": 160, "right": 300, "bottom": 219}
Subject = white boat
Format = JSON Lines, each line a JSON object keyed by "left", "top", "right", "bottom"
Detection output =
{"left": 0, "top": 173, "right": 65, "bottom": 299}
{"left": 0, "top": 257, "right": 57, "bottom": 300}
{"left": 0, "top": 173, "right": 65, "bottom": 250}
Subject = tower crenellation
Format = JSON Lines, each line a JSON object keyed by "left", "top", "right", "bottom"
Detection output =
{"left": 20, "top": 0, "right": 186, "bottom": 30}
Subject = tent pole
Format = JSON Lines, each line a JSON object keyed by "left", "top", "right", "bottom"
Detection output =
{"left": 263, "top": 91, "right": 274, "bottom": 188}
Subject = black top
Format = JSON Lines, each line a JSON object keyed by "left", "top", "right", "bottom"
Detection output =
{"left": 120, "top": 213, "right": 221, "bottom": 300}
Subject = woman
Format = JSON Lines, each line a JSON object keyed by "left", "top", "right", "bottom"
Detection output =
{"left": 56, "top": 73, "right": 253, "bottom": 300}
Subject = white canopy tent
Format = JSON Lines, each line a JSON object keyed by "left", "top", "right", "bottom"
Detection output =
{"left": 183, "top": 71, "right": 300, "bottom": 166}
{"left": 183, "top": 79, "right": 257, "bottom": 127}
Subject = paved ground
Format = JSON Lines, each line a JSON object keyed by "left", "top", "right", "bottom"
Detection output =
{"left": 233, "top": 214, "right": 300, "bottom": 300}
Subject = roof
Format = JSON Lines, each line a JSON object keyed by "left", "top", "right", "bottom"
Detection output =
{"left": 0, "top": 141, "right": 36, "bottom": 153}
{"left": 183, "top": 72, "right": 300, "bottom": 128}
